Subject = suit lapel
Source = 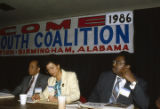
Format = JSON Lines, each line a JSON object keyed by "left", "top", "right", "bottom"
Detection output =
{"left": 35, "top": 73, "right": 41, "bottom": 88}
{"left": 105, "top": 72, "right": 116, "bottom": 102}
{"left": 61, "top": 69, "right": 66, "bottom": 95}
{"left": 23, "top": 76, "right": 32, "bottom": 93}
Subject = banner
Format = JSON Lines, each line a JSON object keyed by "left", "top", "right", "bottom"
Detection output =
{"left": 0, "top": 11, "right": 134, "bottom": 56}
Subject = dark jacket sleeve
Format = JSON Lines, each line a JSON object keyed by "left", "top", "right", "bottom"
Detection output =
{"left": 131, "top": 78, "right": 149, "bottom": 109}
{"left": 88, "top": 81, "right": 101, "bottom": 102}
{"left": 12, "top": 77, "right": 28, "bottom": 96}
{"left": 36, "top": 74, "right": 49, "bottom": 91}
{"left": 88, "top": 72, "right": 110, "bottom": 102}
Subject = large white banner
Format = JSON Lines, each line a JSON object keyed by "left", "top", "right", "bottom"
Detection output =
{"left": 0, "top": 11, "right": 134, "bottom": 56}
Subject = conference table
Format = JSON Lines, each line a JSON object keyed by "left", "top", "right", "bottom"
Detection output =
{"left": 0, "top": 98, "right": 58, "bottom": 109}
{"left": 0, "top": 98, "right": 136, "bottom": 109}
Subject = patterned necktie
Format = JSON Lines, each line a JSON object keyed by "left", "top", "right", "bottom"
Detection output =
{"left": 25, "top": 76, "right": 35, "bottom": 94}
{"left": 109, "top": 77, "right": 121, "bottom": 103}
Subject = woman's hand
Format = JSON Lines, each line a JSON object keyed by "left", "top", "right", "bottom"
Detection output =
{"left": 32, "top": 94, "right": 40, "bottom": 101}
{"left": 48, "top": 96, "right": 58, "bottom": 103}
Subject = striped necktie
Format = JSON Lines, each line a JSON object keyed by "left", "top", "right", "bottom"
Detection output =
{"left": 25, "top": 76, "right": 35, "bottom": 94}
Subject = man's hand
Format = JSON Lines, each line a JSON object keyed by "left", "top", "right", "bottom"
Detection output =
{"left": 119, "top": 65, "right": 136, "bottom": 82}
{"left": 48, "top": 96, "right": 58, "bottom": 103}
{"left": 32, "top": 94, "right": 40, "bottom": 101}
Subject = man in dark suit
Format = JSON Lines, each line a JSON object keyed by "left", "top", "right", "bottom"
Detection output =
{"left": 88, "top": 52, "right": 149, "bottom": 109}
{"left": 12, "top": 60, "right": 49, "bottom": 97}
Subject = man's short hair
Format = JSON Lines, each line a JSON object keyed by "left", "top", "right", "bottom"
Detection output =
{"left": 116, "top": 51, "right": 130, "bottom": 65}
{"left": 30, "top": 60, "right": 40, "bottom": 68}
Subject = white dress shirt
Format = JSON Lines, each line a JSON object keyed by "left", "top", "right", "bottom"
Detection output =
{"left": 27, "top": 73, "right": 39, "bottom": 97}
{"left": 112, "top": 75, "right": 137, "bottom": 98}
{"left": 112, "top": 76, "right": 126, "bottom": 98}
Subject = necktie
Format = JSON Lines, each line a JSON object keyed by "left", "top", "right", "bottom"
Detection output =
{"left": 25, "top": 76, "right": 35, "bottom": 94}
{"left": 109, "top": 77, "right": 121, "bottom": 103}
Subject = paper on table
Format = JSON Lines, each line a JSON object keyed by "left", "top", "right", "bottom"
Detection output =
{"left": 0, "top": 92, "right": 15, "bottom": 99}
{"left": 66, "top": 101, "right": 81, "bottom": 109}
{"left": 80, "top": 102, "right": 107, "bottom": 109}
{"left": 80, "top": 102, "right": 134, "bottom": 109}
{"left": 103, "top": 104, "right": 134, "bottom": 109}
{"left": 37, "top": 99, "right": 57, "bottom": 105}
{"left": 26, "top": 97, "right": 37, "bottom": 103}
{"left": 18, "top": 97, "right": 57, "bottom": 104}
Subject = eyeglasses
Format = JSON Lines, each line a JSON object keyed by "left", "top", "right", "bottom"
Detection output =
{"left": 113, "top": 60, "right": 125, "bottom": 65}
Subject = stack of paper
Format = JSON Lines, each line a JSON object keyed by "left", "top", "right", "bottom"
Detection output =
{"left": 0, "top": 92, "right": 15, "bottom": 99}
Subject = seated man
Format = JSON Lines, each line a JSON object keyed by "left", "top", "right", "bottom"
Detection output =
{"left": 12, "top": 60, "right": 49, "bottom": 97}
{"left": 88, "top": 52, "right": 149, "bottom": 109}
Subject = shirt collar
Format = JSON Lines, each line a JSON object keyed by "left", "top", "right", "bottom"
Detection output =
{"left": 32, "top": 73, "right": 39, "bottom": 79}
{"left": 116, "top": 75, "right": 126, "bottom": 82}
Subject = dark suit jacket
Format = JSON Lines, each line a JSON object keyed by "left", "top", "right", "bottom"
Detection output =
{"left": 12, "top": 73, "right": 49, "bottom": 96}
{"left": 88, "top": 71, "right": 149, "bottom": 109}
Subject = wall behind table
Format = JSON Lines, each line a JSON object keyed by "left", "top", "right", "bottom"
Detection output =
{"left": 0, "top": 7, "right": 160, "bottom": 108}
{"left": 0, "top": 54, "right": 115, "bottom": 95}
{"left": 134, "top": 7, "right": 160, "bottom": 108}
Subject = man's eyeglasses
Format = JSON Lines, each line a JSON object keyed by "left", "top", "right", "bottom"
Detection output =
{"left": 113, "top": 60, "right": 125, "bottom": 65}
